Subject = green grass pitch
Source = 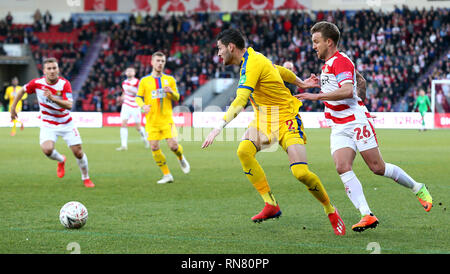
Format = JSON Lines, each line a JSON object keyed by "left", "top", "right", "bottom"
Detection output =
{"left": 0, "top": 126, "right": 449, "bottom": 254}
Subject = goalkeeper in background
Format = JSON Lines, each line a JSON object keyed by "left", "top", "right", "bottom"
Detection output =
{"left": 413, "top": 89, "right": 431, "bottom": 131}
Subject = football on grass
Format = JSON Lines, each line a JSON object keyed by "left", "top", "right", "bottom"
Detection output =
{"left": 59, "top": 201, "right": 88, "bottom": 229}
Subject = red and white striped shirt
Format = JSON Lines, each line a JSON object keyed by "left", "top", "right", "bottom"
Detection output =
{"left": 23, "top": 77, "right": 73, "bottom": 127}
{"left": 320, "top": 51, "right": 370, "bottom": 126}
{"left": 121, "top": 78, "right": 139, "bottom": 108}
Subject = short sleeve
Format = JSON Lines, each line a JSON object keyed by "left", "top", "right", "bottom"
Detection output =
{"left": 23, "top": 79, "right": 37, "bottom": 94}
{"left": 333, "top": 57, "right": 354, "bottom": 87}
{"left": 62, "top": 80, "right": 73, "bottom": 101}
{"left": 170, "top": 77, "right": 178, "bottom": 93}
{"left": 238, "top": 56, "right": 262, "bottom": 92}
{"left": 137, "top": 78, "right": 146, "bottom": 97}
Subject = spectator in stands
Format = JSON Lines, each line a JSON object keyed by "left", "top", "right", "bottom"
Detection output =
{"left": 33, "top": 9, "right": 42, "bottom": 23}
{"left": 0, "top": 20, "right": 7, "bottom": 36}
{"left": 43, "top": 10, "right": 52, "bottom": 31}
{"left": 93, "top": 91, "right": 102, "bottom": 112}
{"left": 5, "top": 12, "right": 13, "bottom": 26}
{"left": 0, "top": 80, "right": 9, "bottom": 111}
{"left": 0, "top": 43, "right": 6, "bottom": 56}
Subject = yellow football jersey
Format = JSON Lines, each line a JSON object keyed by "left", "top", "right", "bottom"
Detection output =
{"left": 136, "top": 73, "right": 180, "bottom": 128}
{"left": 5, "top": 85, "right": 27, "bottom": 111}
{"left": 224, "top": 47, "right": 302, "bottom": 124}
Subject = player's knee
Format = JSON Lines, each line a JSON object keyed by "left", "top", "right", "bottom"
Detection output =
{"left": 42, "top": 148, "right": 53, "bottom": 157}
{"left": 290, "top": 163, "right": 310, "bottom": 182}
{"left": 169, "top": 144, "right": 178, "bottom": 152}
{"left": 236, "top": 147, "right": 251, "bottom": 161}
{"left": 72, "top": 149, "right": 84, "bottom": 159}
{"left": 369, "top": 162, "right": 385, "bottom": 176}
{"left": 151, "top": 144, "right": 160, "bottom": 151}
{"left": 335, "top": 163, "right": 352, "bottom": 175}
{"left": 236, "top": 141, "right": 256, "bottom": 162}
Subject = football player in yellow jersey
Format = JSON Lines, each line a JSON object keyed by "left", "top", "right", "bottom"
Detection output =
{"left": 4, "top": 77, "right": 27, "bottom": 136}
{"left": 136, "top": 51, "right": 190, "bottom": 184}
{"left": 202, "top": 29, "right": 346, "bottom": 235}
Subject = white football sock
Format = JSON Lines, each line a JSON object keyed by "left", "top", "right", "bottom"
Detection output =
{"left": 48, "top": 149, "right": 64, "bottom": 162}
{"left": 340, "top": 170, "right": 372, "bottom": 216}
{"left": 120, "top": 127, "right": 128, "bottom": 147}
{"left": 139, "top": 127, "right": 147, "bottom": 139}
{"left": 383, "top": 163, "right": 423, "bottom": 194}
{"left": 76, "top": 153, "right": 89, "bottom": 180}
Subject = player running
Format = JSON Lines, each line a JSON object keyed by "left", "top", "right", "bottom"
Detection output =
{"left": 4, "top": 76, "right": 26, "bottom": 136}
{"left": 136, "top": 51, "right": 190, "bottom": 184}
{"left": 9, "top": 57, "right": 94, "bottom": 188}
{"left": 296, "top": 21, "right": 432, "bottom": 232}
{"left": 116, "top": 67, "right": 150, "bottom": 151}
{"left": 413, "top": 89, "right": 431, "bottom": 131}
{"left": 202, "top": 29, "right": 346, "bottom": 236}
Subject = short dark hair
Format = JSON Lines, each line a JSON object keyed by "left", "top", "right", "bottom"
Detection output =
{"left": 152, "top": 51, "right": 165, "bottom": 58}
{"left": 43, "top": 57, "right": 58, "bottom": 66}
{"left": 217, "top": 29, "right": 246, "bottom": 49}
{"left": 310, "top": 21, "right": 340, "bottom": 46}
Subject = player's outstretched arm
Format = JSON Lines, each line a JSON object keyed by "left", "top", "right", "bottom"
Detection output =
{"left": 300, "top": 74, "right": 320, "bottom": 89}
{"left": 276, "top": 65, "right": 320, "bottom": 89}
{"left": 295, "top": 83, "right": 354, "bottom": 101}
{"left": 202, "top": 88, "right": 251, "bottom": 149}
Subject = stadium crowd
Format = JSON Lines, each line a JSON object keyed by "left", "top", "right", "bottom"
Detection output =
{"left": 1, "top": 6, "right": 449, "bottom": 113}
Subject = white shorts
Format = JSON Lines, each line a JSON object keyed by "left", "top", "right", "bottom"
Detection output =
{"left": 40, "top": 123, "right": 82, "bottom": 147}
{"left": 120, "top": 105, "right": 141, "bottom": 124}
{"left": 330, "top": 120, "right": 378, "bottom": 155}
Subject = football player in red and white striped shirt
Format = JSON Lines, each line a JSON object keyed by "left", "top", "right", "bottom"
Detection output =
{"left": 10, "top": 58, "right": 94, "bottom": 188}
{"left": 296, "top": 22, "right": 432, "bottom": 232}
{"left": 116, "top": 67, "right": 149, "bottom": 150}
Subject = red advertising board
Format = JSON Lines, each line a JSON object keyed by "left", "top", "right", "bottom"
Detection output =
{"left": 158, "top": 0, "right": 220, "bottom": 12}
{"left": 102, "top": 112, "right": 192, "bottom": 127}
{"left": 84, "top": 0, "right": 118, "bottom": 11}
{"left": 238, "top": 0, "right": 273, "bottom": 10}
{"left": 434, "top": 113, "right": 450, "bottom": 128}
{"left": 238, "top": 0, "right": 307, "bottom": 10}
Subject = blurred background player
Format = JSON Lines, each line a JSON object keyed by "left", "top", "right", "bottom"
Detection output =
{"left": 136, "top": 51, "right": 190, "bottom": 184}
{"left": 413, "top": 89, "right": 431, "bottom": 131}
{"left": 116, "top": 67, "right": 149, "bottom": 151}
{"left": 282, "top": 61, "right": 298, "bottom": 95}
{"left": 5, "top": 76, "right": 26, "bottom": 136}
{"left": 202, "top": 29, "right": 345, "bottom": 235}
{"left": 296, "top": 21, "right": 432, "bottom": 232}
{"left": 9, "top": 58, "right": 94, "bottom": 188}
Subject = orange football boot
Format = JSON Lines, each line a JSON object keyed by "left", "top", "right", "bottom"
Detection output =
{"left": 57, "top": 155, "right": 66, "bottom": 178}
{"left": 83, "top": 179, "right": 95, "bottom": 188}
{"left": 352, "top": 213, "right": 379, "bottom": 232}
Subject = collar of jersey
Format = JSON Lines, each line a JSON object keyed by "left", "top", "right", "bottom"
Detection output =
{"left": 325, "top": 50, "right": 340, "bottom": 62}
{"left": 239, "top": 47, "right": 252, "bottom": 67}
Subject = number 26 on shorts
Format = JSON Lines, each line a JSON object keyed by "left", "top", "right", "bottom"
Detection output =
{"left": 354, "top": 125, "right": 371, "bottom": 140}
